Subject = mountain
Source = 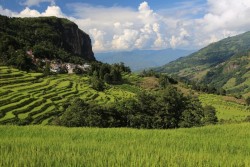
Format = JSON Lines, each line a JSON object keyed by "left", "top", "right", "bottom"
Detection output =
{"left": 96, "top": 49, "right": 194, "bottom": 71}
{"left": 0, "top": 15, "right": 95, "bottom": 66}
{"left": 155, "top": 31, "right": 250, "bottom": 96}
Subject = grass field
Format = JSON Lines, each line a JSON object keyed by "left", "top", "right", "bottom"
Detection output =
{"left": 0, "top": 123, "right": 249, "bottom": 166}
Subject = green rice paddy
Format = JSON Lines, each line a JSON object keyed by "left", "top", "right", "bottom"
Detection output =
{"left": 0, "top": 123, "right": 249, "bottom": 166}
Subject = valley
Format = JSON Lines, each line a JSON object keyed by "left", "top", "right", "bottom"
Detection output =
{"left": 1, "top": 1, "right": 250, "bottom": 165}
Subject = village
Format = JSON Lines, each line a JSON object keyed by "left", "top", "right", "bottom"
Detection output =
{"left": 26, "top": 50, "right": 91, "bottom": 74}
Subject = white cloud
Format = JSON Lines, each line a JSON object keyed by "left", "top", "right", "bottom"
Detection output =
{"left": 89, "top": 29, "right": 107, "bottom": 52}
{"left": 66, "top": 1, "right": 170, "bottom": 52}
{"left": 41, "top": 5, "right": 64, "bottom": 17}
{"left": 0, "top": 6, "right": 17, "bottom": 17}
{"left": 21, "top": 0, "right": 55, "bottom": 7}
{"left": 1, "top": 0, "right": 250, "bottom": 52}
{"left": 112, "top": 29, "right": 139, "bottom": 50}
{"left": 18, "top": 7, "right": 41, "bottom": 17}
{"left": 15, "top": 5, "right": 64, "bottom": 18}
{"left": 201, "top": 0, "right": 250, "bottom": 32}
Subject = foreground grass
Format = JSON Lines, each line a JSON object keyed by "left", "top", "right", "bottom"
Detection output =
{"left": 0, "top": 123, "right": 249, "bottom": 166}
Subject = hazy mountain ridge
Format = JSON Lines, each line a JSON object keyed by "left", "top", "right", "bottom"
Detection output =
{"left": 96, "top": 49, "right": 194, "bottom": 71}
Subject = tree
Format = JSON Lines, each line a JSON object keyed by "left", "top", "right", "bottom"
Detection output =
{"left": 110, "top": 69, "right": 122, "bottom": 83}
{"left": 202, "top": 105, "right": 218, "bottom": 125}
{"left": 43, "top": 62, "right": 50, "bottom": 76}
{"left": 104, "top": 73, "right": 112, "bottom": 84}
{"left": 99, "top": 64, "right": 110, "bottom": 79}
{"left": 60, "top": 98, "right": 87, "bottom": 127}
{"left": 15, "top": 50, "right": 33, "bottom": 71}
{"left": 246, "top": 97, "right": 250, "bottom": 106}
{"left": 74, "top": 66, "right": 84, "bottom": 74}
{"left": 90, "top": 76, "right": 105, "bottom": 91}
{"left": 60, "top": 98, "right": 102, "bottom": 127}
{"left": 159, "top": 75, "right": 169, "bottom": 88}
{"left": 178, "top": 97, "right": 204, "bottom": 128}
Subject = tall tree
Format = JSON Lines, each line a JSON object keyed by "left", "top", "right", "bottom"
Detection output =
{"left": 202, "top": 105, "right": 218, "bottom": 125}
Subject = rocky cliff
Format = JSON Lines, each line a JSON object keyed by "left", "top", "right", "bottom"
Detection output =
{"left": 58, "top": 19, "right": 95, "bottom": 61}
{"left": 0, "top": 15, "right": 95, "bottom": 63}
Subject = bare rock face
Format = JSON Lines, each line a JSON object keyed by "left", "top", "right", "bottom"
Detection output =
{"left": 62, "top": 22, "right": 95, "bottom": 61}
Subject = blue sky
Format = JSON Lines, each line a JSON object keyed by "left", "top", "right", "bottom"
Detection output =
{"left": 0, "top": 0, "right": 205, "bottom": 11}
{"left": 1, "top": 0, "right": 250, "bottom": 53}
{"left": 0, "top": 0, "right": 206, "bottom": 16}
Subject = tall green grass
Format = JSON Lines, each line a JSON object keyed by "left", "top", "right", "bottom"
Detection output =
{"left": 0, "top": 123, "right": 249, "bottom": 166}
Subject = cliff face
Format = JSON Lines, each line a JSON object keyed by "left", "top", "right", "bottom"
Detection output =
{"left": 61, "top": 21, "right": 95, "bottom": 61}
{"left": 0, "top": 15, "right": 95, "bottom": 62}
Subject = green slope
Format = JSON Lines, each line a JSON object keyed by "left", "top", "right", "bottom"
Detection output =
{"left": 0, "top": 66, "right": 137, "bottom": 125}
{"left": 1, "top": 66, "right": 249, "bottom": 124}
{"left": 0, "top": 123, "right": 249, "bottom": 166}
{"left": 156, "top": 31, "right": 250, "bottom": 96}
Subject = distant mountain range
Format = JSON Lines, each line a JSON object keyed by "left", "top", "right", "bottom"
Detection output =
{"left": 155, "top": 31, "right": 250, "bottom": 97}
{"left": 96, "top": 49, "right": 194, "bottom": 71}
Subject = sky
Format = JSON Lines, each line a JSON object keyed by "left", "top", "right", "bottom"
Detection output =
{"left": 1, "top": 0, "right": 250, "bottom": 53}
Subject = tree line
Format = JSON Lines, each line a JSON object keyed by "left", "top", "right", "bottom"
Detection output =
{"left": 88, "top": 62, "right": 131, "bottom": 91}
{"left": 52, "top": 85, "right": 218, "bottom": 128}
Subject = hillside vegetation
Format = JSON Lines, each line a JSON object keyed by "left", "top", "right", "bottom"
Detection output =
{"left": 0, "top": 14, "right": 94, "bottom": 71}
{"left": 0, "top": 65, "right": 250, "bottom": 125}
{"left": 156, "top": 31, "right": 250, "bottom": 96}
{"left": 0, "top": 65, "right": 211, "bottom": 128}
{"left": 0, "top": 123, "right": 249, "bottom": 166}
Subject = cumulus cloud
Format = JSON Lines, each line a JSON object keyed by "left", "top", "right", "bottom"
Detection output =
{"left": 202, "top": 0, "right": 250, "bottom": 32}
{"left": 1, "top": 0, "right": 250, "bottom": 52}
{"left": 67, "top": 1, "right": 169, "bottom": 52}
{"left": 0, "top": 6, "right": 17, "bottom": 17}
{"left": 16, "top": 5, "right": 64, "bottom": 18}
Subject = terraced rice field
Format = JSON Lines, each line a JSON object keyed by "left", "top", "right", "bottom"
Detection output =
{"left": 0, "top": 66, "right": 135, "bottom": 125}
{"left": 199, "top": 94, "right": 250, "bottom": 121}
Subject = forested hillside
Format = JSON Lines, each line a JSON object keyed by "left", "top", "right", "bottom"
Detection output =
{"left": 0, "top": 15, "right": 95, "bottom": 71}
{"left": 155, "top": 31, "right": 250, "bottom": 97}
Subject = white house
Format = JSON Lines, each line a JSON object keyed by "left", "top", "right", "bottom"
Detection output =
{"left": 50, "top": 63, "right": 61, "bottom": 73}
{"left": 78, "top": 63, "right": 91, "bottom": 71}
{"left": 65, "top": 63, "right": 76, "bottom": 74}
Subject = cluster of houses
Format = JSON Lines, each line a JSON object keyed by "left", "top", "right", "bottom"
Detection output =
{"left": 26, "top": 50, "right": 91, "bottom": 74}
{"left": 50, "top": 62, "right": 91, "bottom": 74}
